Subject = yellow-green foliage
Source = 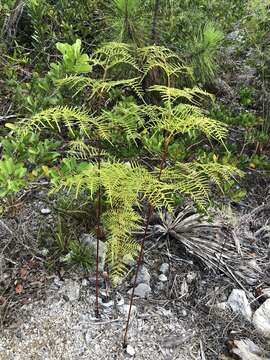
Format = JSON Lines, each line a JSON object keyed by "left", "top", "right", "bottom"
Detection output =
{"left": 14, "top": 41, "right": 240, "bottom": 285}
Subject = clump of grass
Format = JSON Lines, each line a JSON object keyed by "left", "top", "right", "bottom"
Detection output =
{"left": 68, "top": 240, "right": 95, "bottom": 270}
{"left": 38, "top": 214, "right": 94, "bottom": 271}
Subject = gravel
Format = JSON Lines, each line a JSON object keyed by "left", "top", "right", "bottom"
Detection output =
{"left": 0, "top": 281, "right": 194, "bottom": 360}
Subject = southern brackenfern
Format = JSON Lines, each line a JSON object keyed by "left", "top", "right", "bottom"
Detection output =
{"left": 15, "top": 41, "right": 242, "bottom": 289}
{"left": 103, "top": 208, "right": 141, "bottom": 286}
{"left": 51, "top": 160, "right": 175, "bottom": 210}
{"left": 161, "top": 162, "right": 242, "bottom": 210}
{"left": 140, "top": 84, "right": 242, "bottom": 212}
{"left": 144, "top": 84, "right": 229, "bottom": 156}
{"left": 92, "top": 42, "right": 140, "bottom": 71}
{"left": 67, "top": 140, "right": 109, "bottom": 160}
{"left": 138, "top": 45, "right": 186, "bottom": 80}
{"left": 58, "top": 76, "right": 144, "bottom": 101}
{"left": 123, "top": 67, "right": 241, "bottom": 343}
{"left": 50, "top": 160, "right": 176, "bottom": 282}
{"left": 18, "top": 106, "right": 110, "bottom": 141}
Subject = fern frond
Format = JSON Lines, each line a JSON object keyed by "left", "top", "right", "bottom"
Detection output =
{"left": 106, "top": 234, "right": 139, "bottom": 286}
{"left": 99, "top": 162, "right": 175, "bottom": 211}
{"left": 56, "top": 75, "right": 95, "bottom": 95}
{"left": 104, "top": 207, "right": 141, "bottom": 286}
{"left": 90, "top": 78, "right": 143, "bottom": 99}
{"left": 52, "top": 161, "right": 100, "bottom": 199}
{"left": 92, "top": 42, "right": 140, "bottom": 71}
{"left": 149, "top": 85, "right": 214, "bottom": 104}
{"left": 166, "top": 110, "right": 227, "bottom": 142}
{"left": 58, "top": 76, "right": 143, "bottom": 99}
{"left": 53, "top": 161, "right": 146, "bottom": 209}
{"left": 103, "top": 207, "right": 141, "bottom": 239}
{"left": 191, "top": 162, "right": 243, "bottom": 191}
{"left": 143, "top": 99, "right": 228, "bottom": 143}
{"left": 102, "top": 101, "right": 145, "bottom": 143}
{"left": 100, "top": 162, "right": 144, "bottom": 207}
{"left": 140, "top": 170, "right": 175, "bottom": 211}
{"left": 162, "top": 162, "right": 243, "bottom": 209}
{"left": 139, "top": 45, "right": 186, "bottom": 78}
{"left": 20, "top": 106, "right": 109, "bottom": 140}
{"left": 67, "top": 140, "right": 109, "bottom": 160}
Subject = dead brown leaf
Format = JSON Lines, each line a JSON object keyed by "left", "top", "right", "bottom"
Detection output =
{"left": 20, "top": 268, "right": 29, "bottom": 280}
{"left": 15, "top": 283, "right": 24, "bottom": 294}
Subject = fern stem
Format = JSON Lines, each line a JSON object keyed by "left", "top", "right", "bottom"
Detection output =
{"left": 95, "top": 140, "right": 102, "bottom": 318}
{"left": 123, "top": 204, "right": 153, "bottom": 347}
{"left": 95, "top": 242, "right": 100, "bottom": 317}
{"left": 158, "top": 135, "right": 170, "bottom": 180}
{"left": 123, "top": 133, "right": 169, "bottom": 347}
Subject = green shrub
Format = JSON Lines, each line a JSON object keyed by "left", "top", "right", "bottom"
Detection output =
{"left": 0, "top": 158, "right": 27, "bottom": 198}
{"left": 1, "top": 132, "right": 61, "bottom": 173}
{"left": 5, "top": 39, "right": 91, "bottom": 114}
{"left": 14, "top": 0, "right": 106, "bottom": 59}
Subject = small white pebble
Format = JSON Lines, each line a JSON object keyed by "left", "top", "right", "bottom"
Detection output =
{"left": 159, "top": 274, "right": 168, "bottom": 282}
{"left": 126, "top": 344, "right": 135, "bottom": 356}
{"left": 159, "top": 263, "right": 169, "bottom": 274}
{"left": 40, "top": 208, "right": 51, "bottom": 215}
{"left": 81, "top": 279, "right": 88, "bottom": 287}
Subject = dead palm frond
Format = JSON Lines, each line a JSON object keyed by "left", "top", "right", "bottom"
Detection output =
{"left": 148, "top": 206, "right": 243, "bottom": 274}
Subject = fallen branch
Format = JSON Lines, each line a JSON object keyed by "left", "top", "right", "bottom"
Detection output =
{"left": 0, "top": 115, "right": 17, "bottom": 123}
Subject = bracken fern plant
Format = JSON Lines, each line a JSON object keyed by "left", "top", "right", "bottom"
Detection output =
{"left": 11, "top": 40, "right": 241, "bottom": 335}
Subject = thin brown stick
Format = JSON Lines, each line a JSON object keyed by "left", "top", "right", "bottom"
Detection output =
{"left": 123, "top": 204, "right": 153, "bottom": 347}
{"left": 123, "top": 133, "right": 169, "bottom": 347}
{"left": 95, "top": 140, "right": 102, "bottom": 318}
